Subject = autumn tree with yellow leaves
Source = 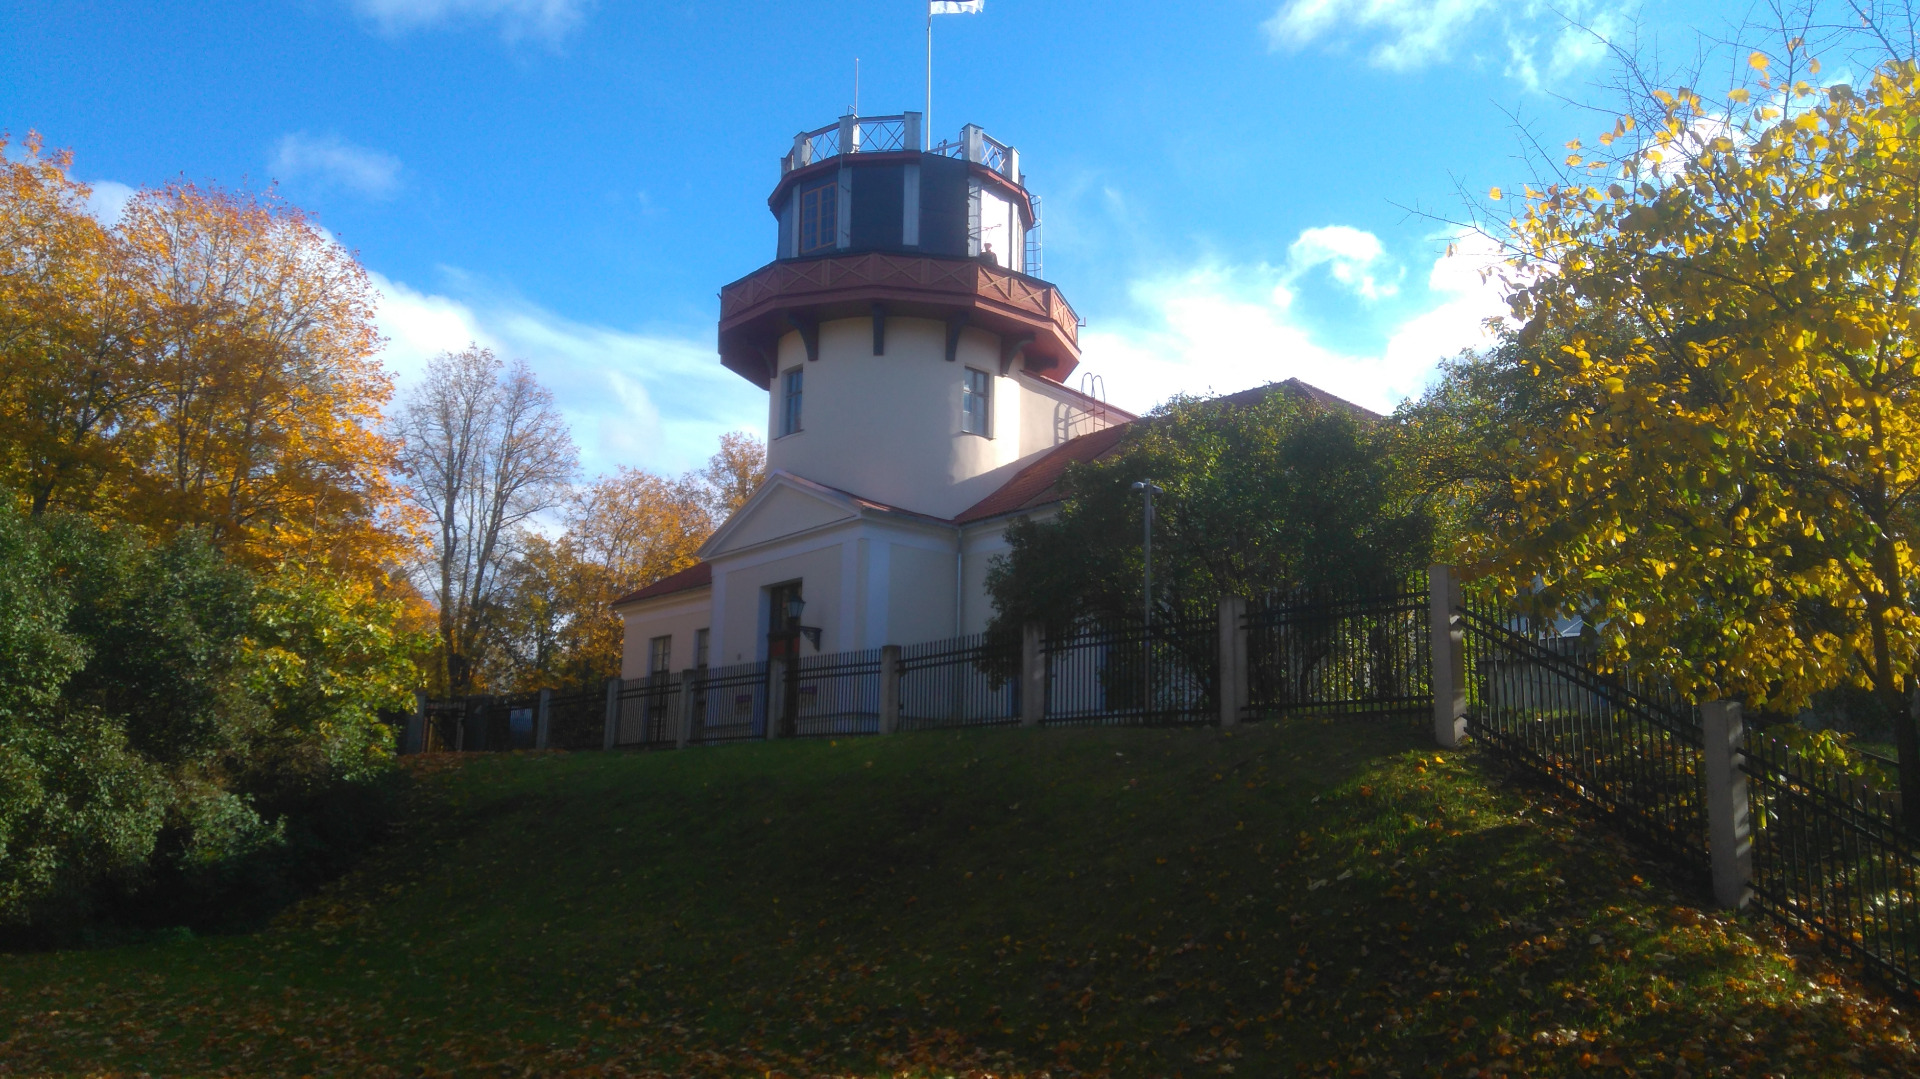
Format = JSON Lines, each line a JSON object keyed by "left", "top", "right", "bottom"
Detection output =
{"left": 482, "top": 433, "right": 765, "bottom": 691}
{"left": 0, "top": 135, "right": 141, "bottom": 519}
{"left": 1428, "top": 43, "right": 1920, "bottom": 817}
{"left": 0, "top": 135, "right": 430, "bottom": 930}
{"left": 0, "top": 134, "right": 406, "bottom": 577}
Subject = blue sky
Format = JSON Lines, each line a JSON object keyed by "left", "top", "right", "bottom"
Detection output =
{"left": 3, "top": 0, "right": 1732, "bottom": 479}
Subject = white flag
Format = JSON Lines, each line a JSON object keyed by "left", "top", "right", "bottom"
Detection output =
{"left": 930, "top": 1, "right": 983, "bottom": 12}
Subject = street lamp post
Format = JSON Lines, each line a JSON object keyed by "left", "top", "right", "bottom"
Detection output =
{"left": 1131, "top": 479, "right": 1163, "bottom": 716}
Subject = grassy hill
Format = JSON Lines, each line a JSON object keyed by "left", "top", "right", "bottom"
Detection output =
{"left": 2, "top": 717, "right": 1916, "bottom": 1077}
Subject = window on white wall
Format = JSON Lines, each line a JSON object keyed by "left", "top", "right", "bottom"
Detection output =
{"left": 962, "top": 368, "right": 992, "bottom": 436}
{"left": 648, "top": 635, "right": 672, "bottom": 676}
{"left": 780, "top": 367, "right": 803, "bottom": 436}
{"left": 694, "top": 628, "right": 710, "bottom": 668}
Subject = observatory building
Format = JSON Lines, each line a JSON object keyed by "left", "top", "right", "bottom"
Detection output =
{"left": 612, "top": 113, "right": 1134, "bottom": 675}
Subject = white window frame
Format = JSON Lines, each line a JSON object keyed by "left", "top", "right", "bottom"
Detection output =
{"left": 961, "top": 367, "right": 992, "bottom": 437}
{"left": 779, "top": 367, "right": 803, "bottom": 437}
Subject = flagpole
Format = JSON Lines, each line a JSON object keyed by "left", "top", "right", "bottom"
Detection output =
{"left": 925, "top": 2, "right": 933, "bottom": 150}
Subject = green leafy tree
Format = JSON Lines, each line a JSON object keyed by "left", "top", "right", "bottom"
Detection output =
{"left": 240, "top": 565, "right": 431, "bottom": 789}
{"left": 987, "top": 389, "right": 1432, "bottom": 639}
{"left": 0, "top": 509, "right": 166, "bottom": 924}
{"left": 0, "top": 502, "right": 425, "bottom": 932}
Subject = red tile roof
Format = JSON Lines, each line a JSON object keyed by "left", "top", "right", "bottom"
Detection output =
{"left": 1215, "top": 378, "right": 1381, "bottom": 419}
{"left": 609, "top": 561, "right": 712, "bottom": 608}
{"left": 953, "top": 422, "right": 1132, "bottom": 524}
{"left": 951, "top": 378, "right": 1373, "bottom": 525}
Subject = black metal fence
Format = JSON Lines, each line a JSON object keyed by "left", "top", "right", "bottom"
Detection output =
{"left": 1743, "top": 731, "right": 1920, "bottom": 994}
{"left": 1447, "top": 591, "right": 1920, "bottom": 1000}
{"left": 1458, "top": 599, "right": 1708, "bottom": 870}
{"left": 546, "top": 689, "right": 605, "bottom": 750}
{"left": 694, "top": 659, "right": 769, "bottom": 743}
{"left": 1246, "top": 588, "right": 1429, "bottom": 720}
{"left": 478, "top": 687, "right": 545, "bottom": 748}
{"left": 420, "top": 698, "right": 466, "bottom": 752}
{"left": 614, "top": 676, "right": 680, "bottom": 748}
{"left": 1043, "top": 613, "right": 1216, "bottom": 727}
{"left": 898, "top": 633, "right": 1020, "bottom": 730}
{"left": 402, "top": 577, "right": 1920, "bottom": 1004}
{"left": 420, "top": 695, "right": 540, "bottom": 752}
{"left": 790, "top": 648, "right": 885, "bottom": 737}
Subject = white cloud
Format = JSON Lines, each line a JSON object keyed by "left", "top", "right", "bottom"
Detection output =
{"left": 349, "top": 0, "right": 588, "bottom": 42}
{"left": 82, "top": 179, "right": 136, "bottom": 226}
{"left": 1265, "top": 0, "right": 1496, "bottom": 70}
{"left": 1288, "top": 224, "right": 1399, "bottom": 300}
{"left": 1379, "top": 230, "right": 1512, "bottom": 383}
{"left": 1078, "top": 228, "right": 1511, "bottom": 416}
{"left": 1268, "top": 0, "right": 1625, "bottom": 83}
{"left": 269, "top": 133, "right": 402, "bottom": 199}
{"left": 1505, "top": 9, "right": 1620, "bottom": 92}
{"left": 370, "top": 272, "right": 766, "bottom": 479}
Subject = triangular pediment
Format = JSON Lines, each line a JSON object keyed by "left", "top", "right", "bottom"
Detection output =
{"left": 699, "top": 472, "right": 862, "bottom": 558}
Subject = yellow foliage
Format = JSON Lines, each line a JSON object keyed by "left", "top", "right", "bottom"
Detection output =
{"left": 485, "top": 435, "right": 766, "bottom": 691}
{"left": 0, "top": 135, "right": 410, "bottom": 579}
{"left": 1469, "top": 62, "right": 1920, "bottom": 723}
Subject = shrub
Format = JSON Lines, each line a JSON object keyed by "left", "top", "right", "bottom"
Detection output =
{"left": 0, "top": 503, "right": 425, "bottom": 938}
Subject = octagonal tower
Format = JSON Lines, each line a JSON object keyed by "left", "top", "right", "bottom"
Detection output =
{"left": 718, "top": 113, "right": 1099, "bottom": 520}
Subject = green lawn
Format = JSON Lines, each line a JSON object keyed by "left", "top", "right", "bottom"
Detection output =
{"left": 2, "top": 717, "right": 1915, "bottom": 1077}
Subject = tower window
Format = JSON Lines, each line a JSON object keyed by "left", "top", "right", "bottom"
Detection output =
{"left": 962, "top": 368, "right": 992, "bottom": 436}
{"left": 780, "top": 368, "right": 803, "bottom": 437}
{"left": 798, "top": 180, "right": 838, "bottom": 254}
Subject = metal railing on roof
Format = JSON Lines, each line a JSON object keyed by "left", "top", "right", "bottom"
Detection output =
{"left": 783, "top": 114, "right": 1022, "bottom": 186}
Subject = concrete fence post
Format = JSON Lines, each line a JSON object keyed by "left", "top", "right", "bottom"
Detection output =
{"left": 1702, "top": 700, "right": 1754, "bottom": 910}
{"left": 404, "top": 690, "right": 427, "bottom": 755}
{"left": 767, "top": 658, "right": 788, "bottom": 740}
{"left": 602, "top": 676, "right": 621, "bottom": 751}
{"left": 535, "top": 689, "right": 552, "bottom": 751}
{"left": 1429, "top": 564, "right": 1467, "bottom": 748}
{"left": 1020, "top": 622, "right": 1046, "bottom": 727}
{"left": 1218, "top": 595, "right": 1248, "bottom": 727}
{"left": 879, "top": 645, "right": 902, "bottom": 734}
{"left": 676, "top": 669, "right": 698, "bottom": 749}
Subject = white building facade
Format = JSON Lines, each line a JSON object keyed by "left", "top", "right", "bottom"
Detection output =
{"left": 613, "top": 113, "right": 1133, "bottom": 678}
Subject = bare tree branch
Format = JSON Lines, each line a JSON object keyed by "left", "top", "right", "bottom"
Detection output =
{"left": 391, "top": 346, "right": 577, "bottom": 694}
